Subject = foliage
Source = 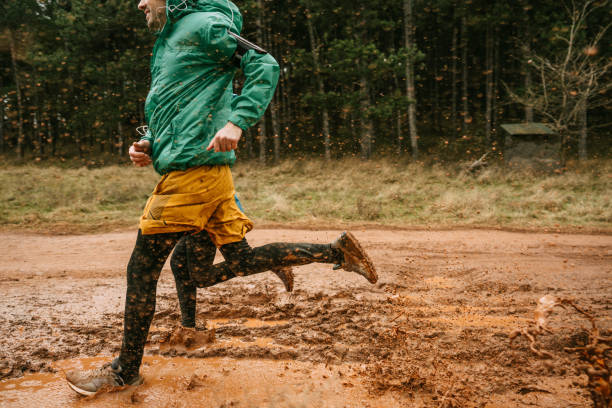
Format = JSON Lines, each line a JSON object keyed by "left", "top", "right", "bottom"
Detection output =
{"left": 0, "top": 0, "right": 610, "bottom": 161}
{"left": 506, "top": 0, "right": 612, "bottom": 159}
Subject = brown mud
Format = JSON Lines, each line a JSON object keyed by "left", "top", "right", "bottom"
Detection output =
{"left": 0, "top": 228, "right": 610, "bottom": 407}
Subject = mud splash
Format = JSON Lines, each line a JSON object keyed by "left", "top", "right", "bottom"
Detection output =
{"left": 1, "top": 228, "right": 610, "bottom": 407}
{"left": 0, "top": 356, "right": 404, "bottom": 408}
{"left": 148, "top": 319, "right": 294, "bottom": 356}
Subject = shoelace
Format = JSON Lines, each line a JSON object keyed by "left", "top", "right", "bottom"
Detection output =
{"left": 99, "top": 362, "right": 126, "bottom": 386}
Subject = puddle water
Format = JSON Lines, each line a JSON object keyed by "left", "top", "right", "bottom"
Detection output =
{"left": 149, "top": 318, "right": 289, "bottom": 335}
{"left": 157, "top": 335, "right": 286, "bottom": 354}
{"left": 427, "top": 313, "right": 529, "bottom": 328}
{"left": 206, "top": 318, "right": 289, "bottom": 329}
{"left": 0, "top": 373, "right": 58, "bottom": 393}
{"left": 216, "top": 336, "right": 280, "bottom": 348}
{"left": 148, "top": 320, "right": 291, "bottom": 353}
{"left": 0, "top": 356, "right": 405, "bottom": 407}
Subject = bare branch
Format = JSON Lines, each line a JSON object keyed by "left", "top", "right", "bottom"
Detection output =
{"left": 540, "top": 65, "right": 549, "bottom": 109}
{"left": 508, "top": 0, "right": 610, "bottom": 141}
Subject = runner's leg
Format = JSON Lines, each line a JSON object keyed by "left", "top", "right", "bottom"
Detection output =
{"left": 189, "top": 238, "right": 343, "bottom": 288}
{"left": 170, "top": 231, "right": 217, "bottom": 327}
{"left": 117, "top": 230, "right": 183, "bottom": 380}
{"left": 169, "top": 236, "right": 197, "bottom": 328}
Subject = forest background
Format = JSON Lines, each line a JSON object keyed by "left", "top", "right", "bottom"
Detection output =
{"left": 0, "top": 0, "right": 610, "bottom": 233}
{"left": 0, "top": 0, "right": 610, "bottom": 163}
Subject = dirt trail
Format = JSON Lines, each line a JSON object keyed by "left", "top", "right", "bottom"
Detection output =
{"left": 0, "top": 228, "right": 610, "bottom": 407}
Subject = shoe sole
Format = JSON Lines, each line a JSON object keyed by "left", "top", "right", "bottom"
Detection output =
{"left": 67, "top": 376, "right": 144, "bottom": 396}
{"left": 343, "top": 232, "right": 378, "bottom": 284}
{"left": 67, "top": 381, "right": 97, "bottom": 396}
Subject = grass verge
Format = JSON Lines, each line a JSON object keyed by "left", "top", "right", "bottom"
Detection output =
{"left": 1, "top": 158, "right": 610, "bottom": 234}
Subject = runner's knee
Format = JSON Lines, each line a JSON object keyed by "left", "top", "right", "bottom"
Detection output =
{"left": 219, "top": 238, "right": 252, "bottom": 261}
{"left": 219, "top": 238, "right": 253, "bottom": 275}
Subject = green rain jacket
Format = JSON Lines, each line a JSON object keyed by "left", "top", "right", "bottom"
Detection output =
{"left": 141, "top": 0, "right": 280, "bottom": 175}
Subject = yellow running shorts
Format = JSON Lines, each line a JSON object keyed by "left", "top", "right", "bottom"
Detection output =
{"left": 139, "top": 165, "right": 253, "bottom": 247}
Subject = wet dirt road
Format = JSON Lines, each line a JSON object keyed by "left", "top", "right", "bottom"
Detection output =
{"left": 0, "top": 228, "right": 610, "bottom": 407}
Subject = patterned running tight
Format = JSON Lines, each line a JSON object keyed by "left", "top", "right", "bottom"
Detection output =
{"left": 117, "top": 230, "right": 342, "bottom": 380}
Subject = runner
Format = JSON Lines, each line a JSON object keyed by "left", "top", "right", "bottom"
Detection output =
{"left": 65, "top": 0, "right": 377, "bottom": 395}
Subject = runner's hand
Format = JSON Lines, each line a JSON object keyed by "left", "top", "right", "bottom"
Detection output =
{"left": 129, "top": 140, "right": 152, "bottom": 167}
{"left": 207, "top": 122, "right": 242, "bottom": 152}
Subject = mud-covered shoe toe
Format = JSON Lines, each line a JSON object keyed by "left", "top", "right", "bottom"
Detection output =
{"left": 332, "top": 232, "right": 378, "bottom": 284}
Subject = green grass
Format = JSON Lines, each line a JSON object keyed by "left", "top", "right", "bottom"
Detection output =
{"left": 1, "top": 158, "right": 610, "bottom": 234}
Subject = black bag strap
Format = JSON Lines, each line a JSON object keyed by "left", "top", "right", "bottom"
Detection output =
{"left": 228, "top": 31, "right": 267, "bottom": 67}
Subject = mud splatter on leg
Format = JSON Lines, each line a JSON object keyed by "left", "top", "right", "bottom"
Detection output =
{"left": 189, "top": 238, "right": 343, "bottom": 288}
{"left": 118, "top": 230, "right": 182, "bottom": 379}
{"left": 170, "top": 236, "right": 197, "bottom": 328}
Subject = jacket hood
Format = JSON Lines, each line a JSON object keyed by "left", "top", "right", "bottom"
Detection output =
{"left": 166, "top": 0, "right": 242, "bottom": 32}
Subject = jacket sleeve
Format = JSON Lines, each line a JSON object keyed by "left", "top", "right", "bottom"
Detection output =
{"left": 202, "top": 17, "right": 280, "bottom": 131}
{"left": 228, "top": 50, "right": 280, "bottom": 131}
{"left": 140, "top": 128, "right": 154, "bottom": 145}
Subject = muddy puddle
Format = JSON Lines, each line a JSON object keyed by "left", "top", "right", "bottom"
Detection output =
{"left": 1, "top": 229, "right": 610, "bottom": 407}
{"left": 149, "top": 319, "right": 293, "bottom": 355}
{"left": 0, "top": 356, "right": 403, "bottom": 408}
{"left": 206, "top": 318, "right": 290, "bottom": 329}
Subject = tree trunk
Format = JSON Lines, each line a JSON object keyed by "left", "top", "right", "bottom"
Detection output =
{"left": 306, "top": 11, "right": 331, "bottom": 161}
{"left": 286, "top": 82, "right": 293, "bottom": 151}
{"left": 244, "top": 128, "right": 253, "bottom": 159}
{"left": 48, "top": 119, "right": 54, "bottom": 156}
{"left": 279, "top": 68, "right": 292, "bottom": 152}
{"left": 259, "top": 117, "right": 267, "bottom": 165}
{"left": 403, "top": 0, "right": 418, "bottom": 159}
{"left": 359, "top": 77, "right": 372, "bottom": 159}
{"left": 117, "top": 121, "right": 124, "bottom": 155}
{"left": 525, "top": 70, "right": 534, "bottom": 122}
{"left": 50, "top": 110, "right": 58, "bottom": 157}
{"left": 88, "top": 127, "right": 93, "bottom": 151}
{"left": 104, "top": 122, "right": 112, "bottom": 154}
{"left": 34, "top": 113, "right": 44, "bottom": 156}
{"left": 33, "top": 72, "right": 44, "bottom": 157}
{"left": 349, "top": 113, "right": 356, "bottom": 158}
{"left": 484, "top": 25, "right": 493, "bottom": 143}
{"left": 321, "top": 108, "right": 331, "bottom": 159}
{"left": 394, "top": 74, "right": 403, "bottom": 155}
{"left": 579, "top": 104, "right": 587, "bottom": 160}
{"left": 493, "top": 27, "right": 500, "bottom": 141}
{"left": 77, "top": 120, "right": 83, "bottom": 159}
{"left": 451, "top": 24, "right": 458, "bottom": 129}
{"left": 277, "top": 69, "right": 285, "bottom": 150}
{"left": 264, "top": 17, "right": 280, "bottom": 164}
{"left": 433, "top": 32, "right": 441, "bottom": 134}
{"left": 99, "top": 123, "right": 105, "bottom": 154}
{"left": 559, "top": 128, "right": 569, "bottom": 168}
{"left": 256, "top": 0, "right": 266, "bottom": 164}
{"left": 396, "top": 110, "right": 403, "bottom": 155}
{"left": 139, "top": 100, "right": 144, "bottom": 126}
{"left": 8, "top": 29, "right": 25, "bottom": 159}
{"left": 0, "top": 100, "right": 4, "bottom": 153}
{"left": 460, "top": 14, "right": 470, "bottom": 132}
{"left": 523, "top": 6, "right": 534, "bottom": 123}
{"left": 271, "top": 93, "right": 280, "bottom": 164}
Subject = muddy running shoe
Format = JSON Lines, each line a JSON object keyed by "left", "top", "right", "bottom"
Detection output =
{"left": 65, "top": 360, "right": 143, "bottom": 396}
{"left": 331, "top": 232, "right": 378, "bottom": 284}
{"left": 271, "top": 266, "right": 294, "bottom": 292}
